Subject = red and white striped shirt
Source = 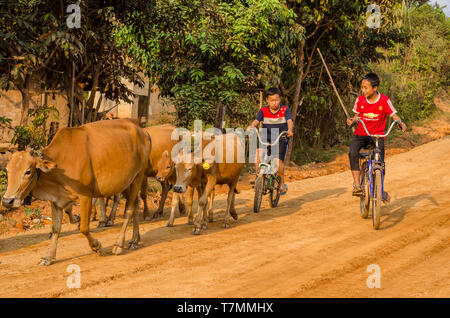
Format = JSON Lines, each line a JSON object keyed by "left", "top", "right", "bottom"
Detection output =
{"left": 352, "top": 93, "right": 397, "bottom": 136}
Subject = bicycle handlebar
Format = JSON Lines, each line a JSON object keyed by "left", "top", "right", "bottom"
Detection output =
{"left": 355, "top": 119, "right": 401, "bottom": 138}
{"left": 248, "top": 127, "right": 288, "bottom": 147}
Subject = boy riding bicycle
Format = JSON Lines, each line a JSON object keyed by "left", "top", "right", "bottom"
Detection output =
{"left": 347, "top": 73, "right": 407, "bottom": 201}
{"left": 247, "top": 87, "right": 294, "bottom": 195}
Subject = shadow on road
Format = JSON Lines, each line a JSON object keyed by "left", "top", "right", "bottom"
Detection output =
{"left": 379, "top": 193, "right": 439, "bottom": 230}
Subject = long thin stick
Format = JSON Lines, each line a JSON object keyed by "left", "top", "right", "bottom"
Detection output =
{"left": 316, "top": 48, "right": 350, "bottom": 119}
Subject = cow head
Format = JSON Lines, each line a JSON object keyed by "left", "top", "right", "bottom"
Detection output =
{"left": 2, "top": 150, "right": 56, "bottom": 209}
{"left": 173, "top": 149, "right": 200, "bottom": 193}
{"left": 155, "top": 150, "right": 174, "bottom": 182}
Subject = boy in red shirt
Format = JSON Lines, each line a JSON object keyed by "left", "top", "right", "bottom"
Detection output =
{"left": 347, "top": 73, "right": 407, "bottom": 200}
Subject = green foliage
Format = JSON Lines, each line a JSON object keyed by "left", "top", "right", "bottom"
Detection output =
{"left": 118, "top": 0, "right": 300, "bottom": 127}
{"left": 25, "top": 207, "right": 41, "bottom": 219}
{"left": 0, "top": 116, "right": 12, "bottom": 130}
{"left": 10, "top": 105, "right": 59, "bottom": 150}
{"left": 371, "top": 3, "right": 449, "bottom": 124}
{"left": 0, "top": 170, "right": 7, "bottom": 198}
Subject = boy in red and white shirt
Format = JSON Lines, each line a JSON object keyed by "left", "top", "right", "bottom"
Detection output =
{"left": 347, "top": 73, "right": 407, "bottom": 199}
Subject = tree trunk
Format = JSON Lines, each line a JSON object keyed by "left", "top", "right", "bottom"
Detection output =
{"left": 19, "top": 74, "right": 32, "bottom": 126}
{"left": 284, "top": 41, "right": 305, "bottom": 165}
{"left": 214, "top": 101, "right": 226, "bottom": 131}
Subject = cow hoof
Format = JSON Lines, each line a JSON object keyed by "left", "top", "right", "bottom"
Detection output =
{"left": 222, "top": 223, "right": 230, "bottom": 229}
{"left": 39, "top": 257, "right": 54, "bottom": 266}
{"left": 127, "top": 242, "right": 139, "bottom": 250}
{"left": 230, "top": 212, "right": 238, "bottom": 220}
{"left": 201, "top": 224, "right": 207, "bottom": 231}
{"left": 112, "top": 245, "right": 123, "bottom": 255}
{"left": 97, "top": 222, "right": 106, "bottom": 228}
{"left": 72, "top": 214, "right": 81, "bottom": 223}
{"left": 166, "top": 223, "right": 173, "bottom": 227}
{"left": 188, "top": 220, "right": 194, "bottom": 225}
{"left": 192, "top": 228, "right": 201, "bottom": 235}
{"left": 106, "top": 220, "right": 114, "bottom": 227}
{"left": 48, "top": 232, "right": 52, "bottom": 240}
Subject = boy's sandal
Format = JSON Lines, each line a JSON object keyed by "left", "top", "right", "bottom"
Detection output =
{"left": 382, "top": 191, "right": 391, "bottom": 204}
{"left": 280, "top": 184, "right": 288, "bottom": 196}
{"left": 352, "top": 185, "right": 363, "bottom": 196}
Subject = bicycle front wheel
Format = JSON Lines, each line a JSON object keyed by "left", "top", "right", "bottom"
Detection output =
{"left": 269, "top": 176, "right": 281, "bottom": 208}
{"left": 253, "top": 175, "right": 264, "bottom": 213}
{"left": 360, "top": 162, "right": 370, "bottom": 219}
{"left": 372, "top": 169, "right": 382, "bottom": 229}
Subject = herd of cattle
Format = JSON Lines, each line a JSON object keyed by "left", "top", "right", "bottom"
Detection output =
{"left": 1, "top": 118, "right": 246, "bottom": 265}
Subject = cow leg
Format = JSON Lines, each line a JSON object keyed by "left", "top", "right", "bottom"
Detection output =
{"left": 65, "top": 205, "right": 80, "bottom": 224}
{"left": 186, "top": 186, "right": 195, "bottom": 225}
{"left": 193, "top": 176, "right": 215, "bottom": 235}
{"left": 178, "top": 194, "right": 186, "bottom": 216}
{"left": 152, "top": 179, "right": 169, "bottom": 219}
{"left": 106, "top": 194, "right": 121, "bottom": 226}
{"left": 167, "top": 192, "right": 180, "bottom": 227}
{"left": 207, "top": 188, "right": 215, "bottom": 223}
{"left": 90, "top": 198, "right": 98, "bottom": 221}
{"left": 128, "top": 197, "right": 141, "bottom": 250}
{"left": 98, "top": 198, "right": 108, "bottom": 228}
{"left": 40, "top": 203, "right": 63, "bottom": 266}
{"left": 229, "top": 186, "right": 238, "bottom": 220}
{"left": 79, "top": 196, "right": 103, "bottom": 255}
{"left": 223, "top": 181, "right": 238, "bottom": 229}
{"left": 140, "top": 177, "right": 151, "bottom": 221}
{"left": 112, "top": 175, "right": 143, "bottom": 255}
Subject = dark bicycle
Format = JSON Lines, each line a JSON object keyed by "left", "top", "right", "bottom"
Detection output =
{"left": 356, "top": 119, "right": 400, "bottom": 229}
{"left": 250, "top": 128, "right": 288, "bottom": 213}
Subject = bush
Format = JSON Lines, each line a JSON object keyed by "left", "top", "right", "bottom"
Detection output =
{"left": 370, "top": 4, "right": 449, "bottom": 124}
{"left": 10, "top": 105, "right": 59, "bottom": 150}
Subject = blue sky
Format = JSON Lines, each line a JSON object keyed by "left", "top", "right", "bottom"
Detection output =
{"left": 430, "top": 0, "right": 450, "bottom": 16}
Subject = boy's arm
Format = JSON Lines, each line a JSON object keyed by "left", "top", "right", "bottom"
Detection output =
{"left": 391, "top": 113, "right": 407, "bottom": 132}
{"left": 346, "top": 114, "right": 360, "bottom": 126}
{"left": 287, "top": 119, "right": 294, "bottom": 137}
{"left": 246, "top": 119, "right": 260, "bottom": 131}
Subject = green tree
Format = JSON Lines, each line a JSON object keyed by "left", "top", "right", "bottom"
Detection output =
{"left": 117, "top": 0, "right": 300, "bottom": 128}
{"left": 0, "top": 0, "right": 145, "bottom": 127}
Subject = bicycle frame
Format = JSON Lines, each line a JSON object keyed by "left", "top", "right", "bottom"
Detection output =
{"left": 357, "top": 119, "right": 400, "bottom": 199}
{"left": 251, "top": 128, "right": 288, "bottom": 176}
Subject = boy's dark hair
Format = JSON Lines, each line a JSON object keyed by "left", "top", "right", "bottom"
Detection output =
{"left": 362, "top": 73, "right": 380, "bottom": 88}
{"left": 265, "top": 87, "right": 282, "bottom": 98}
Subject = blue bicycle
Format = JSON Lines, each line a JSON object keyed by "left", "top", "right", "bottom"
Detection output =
{"left": 356, "top": 119, "right": 400, "bottom": 230}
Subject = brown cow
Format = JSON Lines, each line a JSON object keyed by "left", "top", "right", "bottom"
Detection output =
{"left": 1, "top": 118, "right": 151, "bottom": 265}
{"left": 173, "top": 132, "right": 244, "bottom": 234}
{"left": 105, "top": 124, "right": 186, "bottom": 226}
{"left": 156, "top": 149, "right": 215, "bottom": 227}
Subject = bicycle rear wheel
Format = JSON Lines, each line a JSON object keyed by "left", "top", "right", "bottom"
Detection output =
{"left": 372, "top": 169, "right": 382, "bottom": 229}
{"left": 360, "top": 162, "right": 370, "bottom": 219}
{"left": 253, "top": 175, "right": 264, "bottom": 213}
{"left": 269, "top": 175, "right": 281, "bottom": 208}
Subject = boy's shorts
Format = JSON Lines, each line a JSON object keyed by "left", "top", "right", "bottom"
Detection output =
{"left": 258, "top": 136, "right": 290, "bottom": 162}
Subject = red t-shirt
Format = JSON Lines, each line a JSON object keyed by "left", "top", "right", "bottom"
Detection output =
{"left": 352, "top": 93, "right": 397, "bottom": 136}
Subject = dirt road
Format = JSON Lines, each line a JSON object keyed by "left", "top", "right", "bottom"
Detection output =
{"left": 0, "top": 136, "right": 449, "bottom": 298}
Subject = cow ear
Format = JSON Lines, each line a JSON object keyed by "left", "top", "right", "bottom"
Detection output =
{"left": 162, "top": 150, "right": 169, "bottom": 159}
{"left": 36, "top": 158, "right": 57, "bottom": 172}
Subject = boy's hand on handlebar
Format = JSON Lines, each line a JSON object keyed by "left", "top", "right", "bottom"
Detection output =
{"left": 287, "top": 130, "right": 293, "bottom": 138}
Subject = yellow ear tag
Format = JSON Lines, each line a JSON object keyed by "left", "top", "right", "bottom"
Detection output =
{"left": 203, "top": 162, "right": 211, "bottom": 170}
